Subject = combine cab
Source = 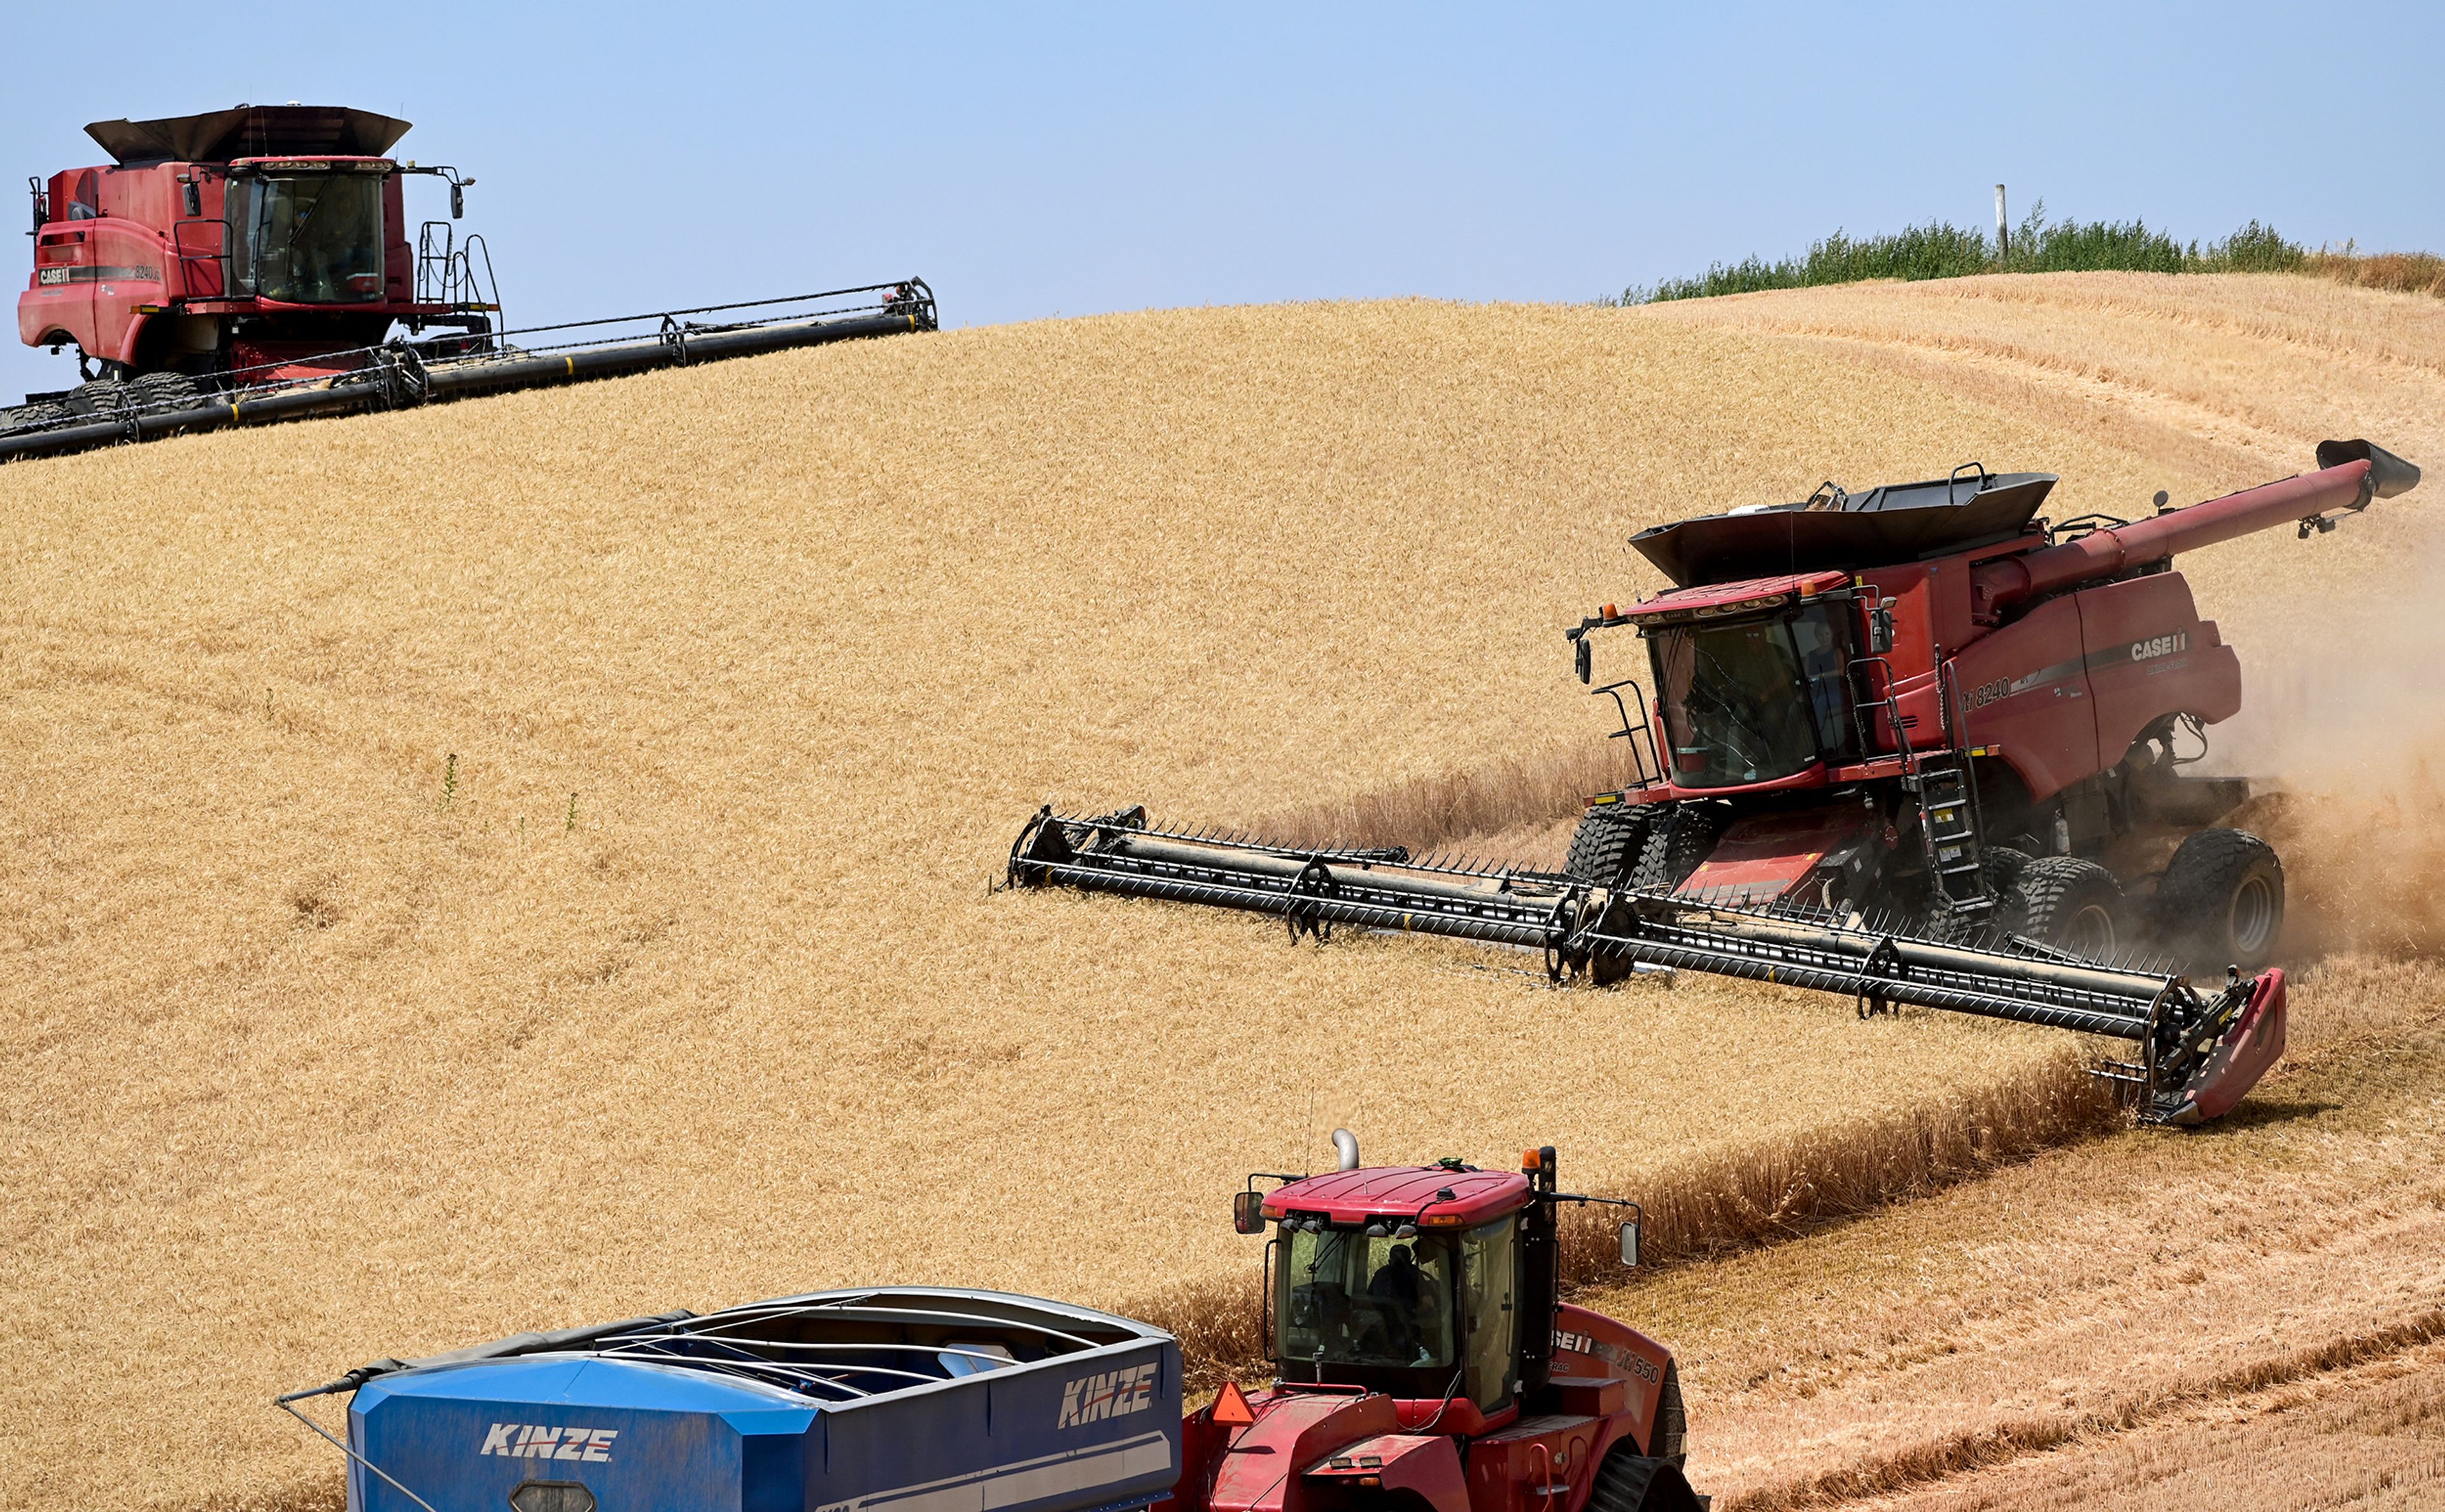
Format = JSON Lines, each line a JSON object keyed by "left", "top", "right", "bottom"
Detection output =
{"left": 1012, "top": 441, "right": 2423, "bottom": 1125}
{"left": 7, "top": 104, "right": 933, "bottom": 462}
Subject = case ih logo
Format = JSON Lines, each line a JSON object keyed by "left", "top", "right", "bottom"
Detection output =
{"left": 2129, "top": 632, "right": 2188, "bottom": 661}
{"left": 1056, "top": 1363, "right": 1157, "bottom": 1427}
{"left": 479, "top": 1424, "right": 618, "bottom": 1462}
{"left": 1556, "top": 1329, "right": 1662, "bottom": 1384}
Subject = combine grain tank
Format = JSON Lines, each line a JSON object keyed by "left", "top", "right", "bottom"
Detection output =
{"left": 280, "top": 1288, "right": 1179, "bottom": 1512}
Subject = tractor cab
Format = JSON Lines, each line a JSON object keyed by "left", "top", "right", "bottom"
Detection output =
{"left": 1182, "top": 1141, "right": 1696, "bottom": 1512}
{"left": 1261, "top": 1161, "right": 1529, "bottom": 1420}
{"left": 1233, "top": 1144, "right": 1652, "bottom": 1425}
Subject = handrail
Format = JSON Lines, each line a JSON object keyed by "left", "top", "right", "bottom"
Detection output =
{"left": 1847, "top": 654, "right": 1916, "bottom": 774}
{"left": 1591, "top": 676, "right": 1663, "bottom": 788}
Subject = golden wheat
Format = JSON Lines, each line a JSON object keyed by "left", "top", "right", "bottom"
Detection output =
{"left": 2, "top": 283, "right": 2439, "bottom": 1511}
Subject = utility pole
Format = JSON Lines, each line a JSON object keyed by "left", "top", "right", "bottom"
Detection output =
{"left": 1995, "top": 184, "right": 2009, "bottom": 258}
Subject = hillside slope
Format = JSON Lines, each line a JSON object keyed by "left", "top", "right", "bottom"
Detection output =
{"left": 2, "top": 280, "right": 2437, "bottom": 1509}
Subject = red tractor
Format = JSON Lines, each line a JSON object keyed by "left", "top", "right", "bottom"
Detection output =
{"left": 1560, "top": 441, "right": 2421, "bottom": 971}
{"left": 1161, "top": 1137, "right": 1703, "bottom": 1512}
{"left": 16, "top": 104, "right": 496, "bottom": 410}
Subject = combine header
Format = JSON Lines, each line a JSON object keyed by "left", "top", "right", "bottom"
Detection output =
{"left": 1013, "top": 441, "right": 2423, "bottom": 1126}
{"left": 6, "top": 104, "right": 933, "bottom": 462}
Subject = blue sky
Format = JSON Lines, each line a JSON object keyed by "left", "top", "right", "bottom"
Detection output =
{"left": 6, "top": 1, "right": 2441, "bottom": 403}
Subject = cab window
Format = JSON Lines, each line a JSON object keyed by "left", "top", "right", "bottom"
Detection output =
{"left": 1461, "top": 1217, "right": 1519, "bottom": 1408}
{"left": 1278, "top": 1230, "right": 1457, "bottom": 1371}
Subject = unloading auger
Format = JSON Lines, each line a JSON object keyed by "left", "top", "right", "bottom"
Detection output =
{"left": 1008, "top": 805, "right": 2284, "bottom": 1127}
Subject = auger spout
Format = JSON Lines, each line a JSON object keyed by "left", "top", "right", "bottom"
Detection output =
{"left": 1973, "top": 438, "right": 2419, "bottom": 614}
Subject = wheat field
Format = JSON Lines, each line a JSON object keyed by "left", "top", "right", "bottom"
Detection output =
{"left": 3, "top": 279, "right": 2439, "bottom": 1509}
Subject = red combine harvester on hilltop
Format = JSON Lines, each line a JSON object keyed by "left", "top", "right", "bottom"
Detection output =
{"left": 1012, "top": 440, "right": 2423, "bottom": 1126}
{"left": 1163, "top": 1134, "right": 1702, "bottom": 1512}
{"left": 7, "top": 103, "right": 933, "bottom": 462}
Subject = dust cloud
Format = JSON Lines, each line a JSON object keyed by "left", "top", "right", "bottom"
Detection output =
{"left": 2212, "top": 523, "right": 2445, "bottom": 956}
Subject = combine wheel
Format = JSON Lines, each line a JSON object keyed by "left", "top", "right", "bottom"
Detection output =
{"left": 1634, "top": 806, "right": 1723, "bottom": 893}
{"left": 1586, "top": 1445, "right": 1704, "bottom": 1512}
{"left": 2012, "top": 856, "right": 2127, "bottom": 961}
{"left": 2154, "top": 827, "right": 2285, "bottom": 972}
{"left": 1566, "top": 804, "right": 1651, "bottom": 888}
{"left": 62, "top": 373, "right": 200, "bottom": 418}
{"left": 0, "top": 399, "right": 68, "bottom": 435}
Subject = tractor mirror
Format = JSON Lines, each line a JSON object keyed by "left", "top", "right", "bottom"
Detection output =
{"left": 182, "top": 180, "right": 202, "bottom": 217}
{"left": 1574, "top": 636, "right": 1593, "bottom": 685}
{"left": 1867, "top": 599, "right": 1896, "bottom": 654}
{"left": 1233, "top": 1191, "right": 1267, "bottom": 1235}
{"left": 1618, "top": 1220, "right": 1640, "bottom": 1268}
{"left": 450, "top": 183, "right": 465, "bottom": 219}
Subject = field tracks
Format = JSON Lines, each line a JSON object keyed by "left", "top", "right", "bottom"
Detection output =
{"left": 1726, "top": 1309, "right": 2445, "bottom": 1511}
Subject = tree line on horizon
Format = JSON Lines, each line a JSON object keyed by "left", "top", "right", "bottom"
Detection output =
{"left": 1624, "top": 202, "right": 2443, "bottom": 303}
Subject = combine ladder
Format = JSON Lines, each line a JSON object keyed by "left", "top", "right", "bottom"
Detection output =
{"left": 1908, "top": 663, "right": 1994, "bottom": 922}
{"left": 1911, "top": 759, "right": 1990, "bottom": 915}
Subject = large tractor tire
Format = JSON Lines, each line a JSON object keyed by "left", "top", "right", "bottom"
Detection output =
{"left": 0, "top": 399, "right": 68, "bottom": 435}
{"left": 1650, "top": 1361, "right": 1689, "bottom": 1467}
{"left": 1566, "top": 804, "right": 1652, "bottom": 889}
{"left": 1586, "top": 1445, "right": 1705, "bottom": 1512}
{"left": 2154, "top": 826, "right": 2285, "bottom": 973}
{"left": 1633, "top": 805, "right": 1724, "bottom": 893}
{"left": 2012, "top": 856, "right": 2128, "bottom": 961}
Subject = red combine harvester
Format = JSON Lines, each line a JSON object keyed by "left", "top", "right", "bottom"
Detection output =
{"left": 6, "top": 103, "right": 933, "bottom": 462}
{"left": 1554, "top": 441, "right": 2419, "bottom": 964}
{"left": 1012, "top": 441, "right": 2422, "bottom": 1125}
{"left": 1163, "top": 1134, "right": 1703, "bottom": 1512}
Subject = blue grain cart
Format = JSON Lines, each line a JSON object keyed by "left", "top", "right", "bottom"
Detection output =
{"left": 280, "top": 1288, "right": 1180, "bottom": 1512}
